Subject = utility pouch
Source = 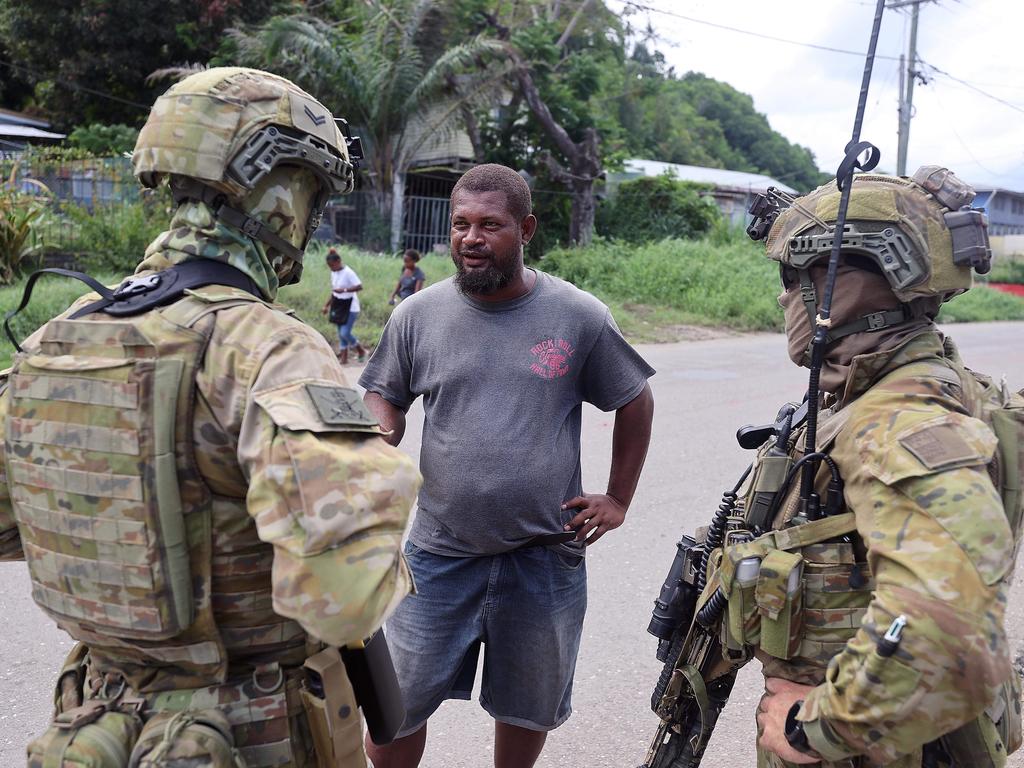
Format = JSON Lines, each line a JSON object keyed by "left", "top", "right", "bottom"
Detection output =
{"left": 725, "top": 556, "right": 762, "bottom": 649}
{"left": 755, "top": 549, "right": 803, "bottom": 660}
{"left": 301, "top": 648, "right": 367, "bottom": 768}
{"left": 27, "top": 703, "right": 143, "bottom": 768}
{"left": 128, "top": 709, "right": 244, "bottom": 768}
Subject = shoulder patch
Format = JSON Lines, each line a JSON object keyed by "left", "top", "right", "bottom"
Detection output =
{"left": 899, "top": 423, "right": 979, "bottom": 470}
{"left": 306, "top": 384, "right": 378, "bottom": 428}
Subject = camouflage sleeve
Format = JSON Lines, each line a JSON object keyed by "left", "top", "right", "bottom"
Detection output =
{"left": 798, "top": 378, "right": 1013, "bottom": 763}
{"left": 0, "top": 370, "right": 24, "bottom": 560}
{"left": 235, "top": 318, "right": 421, "bottom": 647}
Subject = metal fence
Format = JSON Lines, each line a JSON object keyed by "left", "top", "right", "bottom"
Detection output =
{"left": 403, "top": 194, "right": 450, "bottom": 254}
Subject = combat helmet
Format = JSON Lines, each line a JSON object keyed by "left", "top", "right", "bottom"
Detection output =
{"left": 132, "top": 67, "right": 361, "bottom": 283}
{"left": 747, "top": 166, "right": 992, "bottom": 343}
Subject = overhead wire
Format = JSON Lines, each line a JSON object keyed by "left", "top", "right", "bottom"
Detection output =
{"left": 0, "top": 59, "right": 151, "bottom": 112}
{"left": 610, "top": 0, "right": 902, "bottom": 61}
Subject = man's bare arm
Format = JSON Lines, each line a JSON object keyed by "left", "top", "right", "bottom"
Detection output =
{"left": 564, "top": 381, "right": 654, "bottom": 545}
{"left": 364, "top": 391, "right": 407, "bottom": 447}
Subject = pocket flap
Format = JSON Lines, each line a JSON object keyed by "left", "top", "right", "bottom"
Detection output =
{"left": 755, "top": 549, "right": 802, "bottom": 620}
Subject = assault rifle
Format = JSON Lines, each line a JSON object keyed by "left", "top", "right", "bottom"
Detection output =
{"left": 638, "top": 419, "right": 780, "bottom": 768}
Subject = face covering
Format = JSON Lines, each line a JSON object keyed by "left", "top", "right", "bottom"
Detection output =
{"left": 136, "top": 167, "right": 319, "bottom": 300}
{"left": 780, "top": 263, "right": 937, "bottom": 394}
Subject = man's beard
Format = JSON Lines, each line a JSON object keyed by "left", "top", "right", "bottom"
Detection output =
{"left": 453, "top": 248, "right": 520, "bottom": 295}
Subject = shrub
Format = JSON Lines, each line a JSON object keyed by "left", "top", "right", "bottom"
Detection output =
{"left": 67, "top": 124, "right": 140, "bottom": 156}
{"left": 597, "top": 174, "right": 721, "bottom": 244}
{"left": 0, "top": 165, "right": 52, "bottom": 284}
{"left": 64, "top": 190, "right": 172, "bottom": 274}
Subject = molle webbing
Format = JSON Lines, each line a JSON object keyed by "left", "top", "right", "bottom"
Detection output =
{"left": 5, "top": 287, "right": 268, "bottom": 691}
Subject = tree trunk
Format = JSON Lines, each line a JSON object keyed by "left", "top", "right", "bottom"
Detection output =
{"left": 507, "top": 50, "right": 601, "bottom": 246}
{"left": 389, "top": 169, "right": 405, "bottom": 253}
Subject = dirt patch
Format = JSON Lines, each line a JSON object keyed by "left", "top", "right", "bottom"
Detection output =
{"left": 622, "top": 303, "right": 747, "bottom": 343}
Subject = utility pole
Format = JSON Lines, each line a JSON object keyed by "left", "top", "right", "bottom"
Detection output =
{"left": 890, "top": 0, "right": 928, "bottom": 176}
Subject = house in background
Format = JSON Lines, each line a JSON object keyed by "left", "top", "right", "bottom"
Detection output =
{"left": 971, "top": 186, "right": 1024, "bottom": 261}
{"left": 0, "top": 108, "right": 65, "bottom": 157}
{"left": 607, "top": 159, "right": 798, "bottom": 228}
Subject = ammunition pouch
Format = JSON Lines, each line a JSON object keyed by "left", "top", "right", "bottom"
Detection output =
{"left": 718, "top": 513, "right": 860, "bottom": 660}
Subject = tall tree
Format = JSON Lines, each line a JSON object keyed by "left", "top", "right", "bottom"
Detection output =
{"left": 0, "top": 0, "right": 281, "bottom": 128}
{"left": 232, "top": 1, "right": 505, "bottom": 250}
{"left": 476, "top": 0, "right": 628, "bottom": 246}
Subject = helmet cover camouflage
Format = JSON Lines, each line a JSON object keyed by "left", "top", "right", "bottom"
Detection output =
{"left": 764, "top": 166, "right": 990, "bottom": 302}
{"left": 133, "top": 67, "right": 354, "bottom": 200}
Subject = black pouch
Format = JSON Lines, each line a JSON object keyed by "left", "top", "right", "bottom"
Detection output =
{"left": 329, "top": 296, "right": 353, "bottom": 325}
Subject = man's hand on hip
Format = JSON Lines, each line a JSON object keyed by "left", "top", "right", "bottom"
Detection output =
{"left": 562, "top": 494, "right": 626, "bottom": 546}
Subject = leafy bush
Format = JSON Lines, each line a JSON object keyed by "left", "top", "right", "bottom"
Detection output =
{"left": 0, "top": 165, "right": 51, "bottom": 284}
{"left": 67, "top": 124, "right": 140, "bottom": 156}
{"left": 64, "top": 191, "right": 172, "bottom": 274}
{"left": 597, "top": 174, "right": 721, "bottom": 244}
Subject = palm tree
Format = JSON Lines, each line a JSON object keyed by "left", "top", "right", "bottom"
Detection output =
{"left": 232, "top": 1, "right": 506, "bottom": 251}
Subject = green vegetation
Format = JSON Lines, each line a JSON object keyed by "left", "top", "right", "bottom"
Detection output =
{"left": 67, "top": 124, "right": 140, "bottom": 156}
{"left": 987, "top": 259, "right": 1024, "bottom": 284}
{"left": 4, "top": 240, "right": 1022, "bottom": 371}
{"left": 938, "top": 285, "right": 1024, "bottom": 323}
{"left": 541, "top": 237, "right": 783, "bottom": 333}
{"left": 597, "top": 176, "right": 721, "bottom": 245}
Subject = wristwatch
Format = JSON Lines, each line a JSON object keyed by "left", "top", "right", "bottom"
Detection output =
{"left": 784, "top": 700, "right": 817, "bottom": 756}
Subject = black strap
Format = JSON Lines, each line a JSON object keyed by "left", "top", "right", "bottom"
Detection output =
{"left": 824, "top": 304, "right": 914, "bottom": 345}
{"left": 71, "top": 260, "right": 261, "bottom": 319}
{"left": 172, "top": 178, "right": 304, "bottom": 263}
{"left": 4, "top": 268, "right": 115, "bottom": 353}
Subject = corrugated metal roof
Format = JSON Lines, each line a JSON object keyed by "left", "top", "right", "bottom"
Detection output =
{"left": 0, "top": 124, "right": 66, "bottom": 140}
{"left": 0, "top": 108, "right": 52, "bottom": 129}
{"left": 616, "top": 158, "right": 797, "bottom": 194}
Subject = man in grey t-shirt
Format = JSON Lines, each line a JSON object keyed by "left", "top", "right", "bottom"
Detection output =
{"left": 360, "top": 164, "right": 654, "bottom": 768}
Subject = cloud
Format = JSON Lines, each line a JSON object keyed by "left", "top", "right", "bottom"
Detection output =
{"left": 612, "top": 0, "right": 1024, "bottom": 189}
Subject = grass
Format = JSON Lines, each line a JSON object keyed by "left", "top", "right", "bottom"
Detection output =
{"left": 2, "top": 236, "right": 1023, "bottom": 370}
{"left": 278, "top": 242, "right": 455, "bottom": 353}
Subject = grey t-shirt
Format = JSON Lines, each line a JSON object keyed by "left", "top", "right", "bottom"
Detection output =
{"left": 359, "top": 270, "right": 655, "bottom": 556}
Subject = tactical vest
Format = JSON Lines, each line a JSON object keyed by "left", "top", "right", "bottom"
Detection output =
{"left": 5, "top": 286, "right": 335, "bottom": 767}
{"left": 715, "top": 346, "right": 1024, "bottom": 767}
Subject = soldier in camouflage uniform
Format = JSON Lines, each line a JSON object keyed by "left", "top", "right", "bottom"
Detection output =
{"left": 0, "top": 68, "right": 420, "bottom": 767}
{"left": 712, "top": 167, "right": 1023, "bottom": 767}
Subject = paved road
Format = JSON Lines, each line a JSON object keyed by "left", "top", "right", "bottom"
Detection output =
{"left": 1, "top": 322, "right": 1022, "bottom": 767}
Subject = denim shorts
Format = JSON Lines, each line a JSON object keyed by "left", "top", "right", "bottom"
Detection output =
{"left": 386, "top": 541, "right": 587, "bottom": 736}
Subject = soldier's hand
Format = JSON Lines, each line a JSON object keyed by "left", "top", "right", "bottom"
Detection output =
{"left": 756, "top": 677, "right": 820, "bottom": 765}
{"left": 562, "top": 494, "right": 626, "bottom": 546}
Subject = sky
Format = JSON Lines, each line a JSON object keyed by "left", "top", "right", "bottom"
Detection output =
{"left": 605, "top": 0, "right": 1024, "bottom": 191}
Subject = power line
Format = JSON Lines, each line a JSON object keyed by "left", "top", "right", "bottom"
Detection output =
{"left": 920, "top": 60, "right": 1024, "bottom": 116}
{"left": 611, "top": 0, "right": 902, "bottom": 61}
{"left": 0, "top": 59, "right": 151, "bottom": 112}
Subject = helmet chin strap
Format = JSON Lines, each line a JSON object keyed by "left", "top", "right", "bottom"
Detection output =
{"left": 795, "top": 266, "right": 916, "bottom": 368}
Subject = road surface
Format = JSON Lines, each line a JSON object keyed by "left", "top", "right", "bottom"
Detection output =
{"left": 1, "top": 322, "right": 1022, "bottom": 767}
